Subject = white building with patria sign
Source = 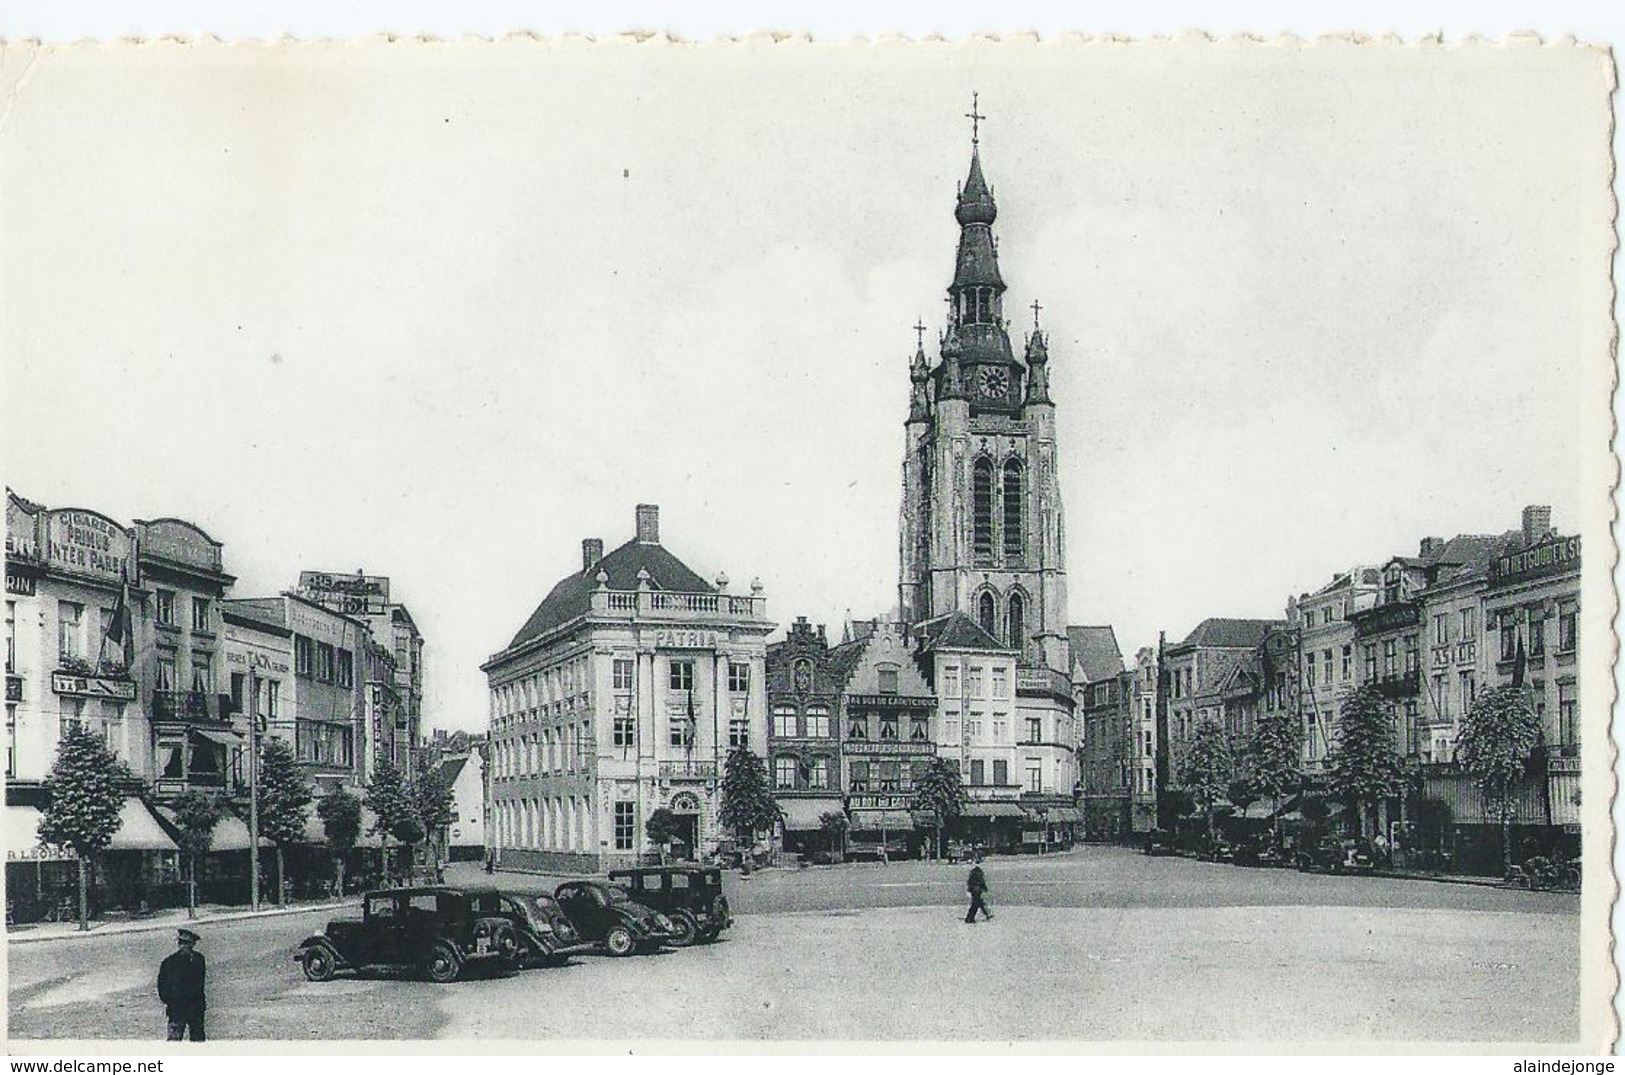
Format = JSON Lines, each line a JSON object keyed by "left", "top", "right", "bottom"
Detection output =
{"left": 482, "top": 504, "right": 774, "bottom": 872}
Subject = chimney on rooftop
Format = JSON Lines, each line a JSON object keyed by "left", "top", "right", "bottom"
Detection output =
{"left": 1419, "top": 537, "right": 1444, "bottom": 558}
{"left": 582, "top": 538, "right": 604, "bottom": 572}
{"left": 635, "top": 504, "right": 660, "bottom": 544}
{"left": 1522, "top": 505, "right": 1552, "bottom": 546}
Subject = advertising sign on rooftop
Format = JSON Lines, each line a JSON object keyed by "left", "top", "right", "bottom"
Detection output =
{"left": 297, "top": 570, "right": 391, "bottom": 616}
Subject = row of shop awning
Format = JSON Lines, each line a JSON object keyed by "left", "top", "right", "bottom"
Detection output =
{"left": 779, "top": 798, "right": 1083, "bottom": 832}
{"left": 6, "top": 799, "right": 391, "bottom": 861}
{"left": 6, "top": 800, "right": 177, "bottom": 860}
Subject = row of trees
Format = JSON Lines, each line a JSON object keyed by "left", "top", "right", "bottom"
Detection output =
{"left": 36, "top": 725, "right": 453, "bottom": 931}
{"left": 709, "top": 745, "right": 973, "bottom": 859}
{"left": 1175, "top": 680, "right": 1545, "bottom": 870}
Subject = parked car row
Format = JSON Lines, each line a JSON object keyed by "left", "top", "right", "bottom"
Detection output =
{"left": 1142, "top": 830, "right": 1377, "bottom": 875}
{"left": 295, "top": 866, "right": 733, "bottom": 984}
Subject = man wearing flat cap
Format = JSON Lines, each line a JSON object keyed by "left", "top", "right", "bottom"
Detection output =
{"left": 157, "top": 928, "right": 207, "bottom": 1041}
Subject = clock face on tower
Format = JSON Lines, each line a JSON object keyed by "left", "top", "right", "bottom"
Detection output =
{"left": 979, "top": 366, "right": 1009, "bottom": 400}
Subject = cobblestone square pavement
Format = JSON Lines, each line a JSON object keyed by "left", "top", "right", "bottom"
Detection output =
{"left": 8, "top": 846, "right": 1580, "bottom": 1044}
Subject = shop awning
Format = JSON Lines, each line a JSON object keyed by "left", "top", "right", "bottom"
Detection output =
{"left": 153, "top": 805, "right": 271, "bottom": 852}
{"left": 961, "top": 801, "right": 1025, "bottom": 820}
{"left": 849, "top": 809, "right": 913, "bottom": 831}
{"left": 1238, "top": 802, "right": 1275, "bottom": 821}
{"left": 190, "top": 727, "right": 244, "bottom": 749}
{"left": 210, "top": 813, "right": 273, "bottom": 851}
{"left": 106, "top": 799, "right": 179, "bottom": 852}
{"left": 1022, "top": 805, "right": 1083, "bottom": 824}
{"left": 298, "top": 802, "right": 386, "bottom": 848}
{"left": 5, "top": 805, "right": 77, "bottom": 862}
{"left": 778, "top": 798, "right": 845, "bottom": 832}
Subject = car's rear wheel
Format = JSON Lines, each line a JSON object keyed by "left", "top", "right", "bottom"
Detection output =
{"left": 302, "top": 946, "right": 337, "bottom": 983}
{"left": 424, "top": 942, "right": 462, "bottom": 983}
{"left": 665, "top": 912, "right": 698, "bottom": 947}
{"left": 604, "top": 925, "right": 636, "bottom": 957}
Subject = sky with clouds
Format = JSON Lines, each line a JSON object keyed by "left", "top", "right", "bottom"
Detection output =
{"left": 2, "top": 39, "right": 1611, "bottom": 732}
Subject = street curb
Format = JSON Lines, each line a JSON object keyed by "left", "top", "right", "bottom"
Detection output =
{"left": 6, "top": 899, "right": 355, "bottom": 945}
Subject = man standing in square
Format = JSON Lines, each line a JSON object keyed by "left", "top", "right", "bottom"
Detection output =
{"left": 158, "top": 928, "right": 207, "bottom": 1041}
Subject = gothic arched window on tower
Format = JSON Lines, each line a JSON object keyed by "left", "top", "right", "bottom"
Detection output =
{"left": 978, "top": 591, "right": 998, "bottom": 639}
{"left": 1002, "top": 458, "right": 1024, "bottom": 563}
{"left": 1006, "top": 592, "right": 1026, "bottom": 658}
{"left": 972, "top": 458, "right": 995, "bottom": 562}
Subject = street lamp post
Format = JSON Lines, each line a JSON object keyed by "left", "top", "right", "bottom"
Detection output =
{"left": 247, "top": 663, "right": 260, "bottom": 912}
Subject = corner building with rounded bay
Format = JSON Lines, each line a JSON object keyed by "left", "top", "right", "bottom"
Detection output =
{"left": 483, "top": 504, "right": 773, "bottom": 873}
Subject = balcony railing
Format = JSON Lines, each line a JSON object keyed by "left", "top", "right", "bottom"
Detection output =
{"left": 152, "top": 689, "right": 218, "bottom": 724}
{"left": 589, "top": 588, "right": 767, "bottom": 621}
{"left": 1371, "top": 670, "right": 1420, "bottom": 698}
{"left": 658, "top": 760, "right": 717, "bottom": 779}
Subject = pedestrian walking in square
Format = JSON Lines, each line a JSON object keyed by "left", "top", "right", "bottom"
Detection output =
{"left": 964, "top": 854, "right": 992, "bottom": 923}
{"left": 157, "top": 928, "right": 207, "bottom": 1041}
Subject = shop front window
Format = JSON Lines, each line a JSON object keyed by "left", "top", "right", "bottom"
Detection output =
{"left": 190, "top": 737, "right": 226, "bottom": 786}
{"left": 159, "top": 737, "right": 186, "bottom": 779}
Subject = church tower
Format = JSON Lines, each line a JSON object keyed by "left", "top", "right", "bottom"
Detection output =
{"left": 899, "top": 103, "right": 1070, "bottom": 676}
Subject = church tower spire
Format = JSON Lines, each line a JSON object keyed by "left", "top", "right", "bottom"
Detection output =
{"left": 898, "top": 97, "right": 1071, "bottom": 677}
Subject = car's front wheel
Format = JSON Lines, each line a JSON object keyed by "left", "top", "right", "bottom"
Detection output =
{"left": 424, "top": 942, "right": 463, "bottom": 983}
{"left": 301, "top": 946, "right": 337, "bottom": 983}
{"left": 604, "top": 925, "right": 636, "bottom": 957}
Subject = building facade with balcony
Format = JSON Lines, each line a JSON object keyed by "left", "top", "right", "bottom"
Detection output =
{"left": 1287, "top": 567, "right": 1380, "bottom": 772}
{"left": 292, "top": 570, "right": 424, "bottom": 775}
{"left": 134, "top": 517, "right": 238, "bottom": 800}
{"left": 1353, "top": 533, "right": 1512, "bottom": 764}
{"left": 483, "top": 505, "right": 774, "bottom": 873}
{"left": 1161, "top": 618, "right": 1280, "bottom": 795}
{"left": 1474, "top": 507, "right": 1581, "bottom": 846}
{"left": 4, "top": 491, "right": 184, "bottom": 918}
{"left": 6, "top": 491, "right": 147, "bottom": 786}
{"left": 224, "top": 593, "right": 370, "bottom": 794}
{"left": 222, "top": 603, "right": 291, "bottom": 787}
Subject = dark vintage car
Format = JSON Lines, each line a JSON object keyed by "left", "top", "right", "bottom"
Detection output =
{"left": 607, "top": 867, "right": 732, "bottom": 946}
{"left": 1142, "top": 829, "right": 1177, "bottom": 856}
{"left": 296, "top": 886, "right": 538, "bottom": 984}
{"left": 1295, "top": 838, "right": 1375, "bottom": 875}
{"left": 553, "top": 880, "right": 676, "bottom": 956}
{"left": 497, "top": 892, "right": 596, "bottom": 962}
{"left": 1231, "top": 836, "right": 1287, "bottom": 868}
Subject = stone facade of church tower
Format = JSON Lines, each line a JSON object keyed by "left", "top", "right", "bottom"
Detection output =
{"left": 899, "top": 134, "right": 1071, "bottom": 679}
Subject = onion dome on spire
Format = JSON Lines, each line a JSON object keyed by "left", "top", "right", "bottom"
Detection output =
{"left": 955, "top": 150, "right": 998, "bottom": 228}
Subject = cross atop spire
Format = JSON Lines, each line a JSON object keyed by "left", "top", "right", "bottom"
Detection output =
{"left": 965, "top": 92, "right": 985, "bottom": 148}
{"left": 913, "top": 319, "right": 928, "bottom": 349}
{"left": 1030, "top": 299, "right": 1043, "bottom": 330}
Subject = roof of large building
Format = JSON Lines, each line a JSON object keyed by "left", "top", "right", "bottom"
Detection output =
{"left": 437, "top": 755, "right": 469, "bottom": 788}
{"left": 1175, "top": 617, "right": 1283, "bottom": 651}
{"left": 222, "top": 597, "right": 288, "bottom": 631}
{"left": 1067, "top": 625, "right": 1124, "bottom": 683}
{"left": 912, "top": 610, "right": 1012, "bottom": 654}
{"left": 504, "top": 537, "right": 714, "bottom": 652}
